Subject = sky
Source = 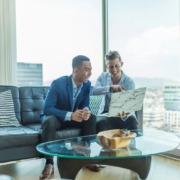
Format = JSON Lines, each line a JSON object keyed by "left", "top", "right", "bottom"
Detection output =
{"left": 108, "top": 0, "right": 180, "bottom": 81}
{"left": 16, "top": 0, "right": 180, "bottom": 83}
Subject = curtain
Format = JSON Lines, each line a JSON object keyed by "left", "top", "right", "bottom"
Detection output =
{"left": 0, "top": 0, "right": 17, "bottom": 85}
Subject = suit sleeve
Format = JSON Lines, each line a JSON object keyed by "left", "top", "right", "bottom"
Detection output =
{"left": 43, "top": 81, "right": 68, "bottom": 121}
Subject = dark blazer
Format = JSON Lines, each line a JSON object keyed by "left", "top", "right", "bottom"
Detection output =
{"left": 42, "top": 75, "right": 91, "bottom": 121}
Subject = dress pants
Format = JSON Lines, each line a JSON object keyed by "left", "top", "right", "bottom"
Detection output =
{"left": 41, "top": 114, "right": 97, "bottom": 160}
{"left": 96, "top": 115, "right": 138, "bottom": 133}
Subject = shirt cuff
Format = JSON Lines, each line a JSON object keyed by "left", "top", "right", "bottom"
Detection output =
{"left": 65, "top": 112, "right": 72, "bottom": 121}
{"left": 121, "top": 113, "right": 133, "bottom": 121}
{"left": 107, "top": 86, "right": 111, "bottom": 92}
{"left": 121, "top": 116, "right": 128, "bottom": 121}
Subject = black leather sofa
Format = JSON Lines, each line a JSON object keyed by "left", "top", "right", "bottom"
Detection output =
{"left": 0, "top": 86, "right": 82, "bottom": 163}
{"left": 0, "top": 85, "right": 143, "bottom": 163}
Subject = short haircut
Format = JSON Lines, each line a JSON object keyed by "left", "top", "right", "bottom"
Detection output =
{"left": 72, "top": 55, "right": 90, "bottom": 68}
{"left": 105, "top": 50, "right": 122, "bottom": 61}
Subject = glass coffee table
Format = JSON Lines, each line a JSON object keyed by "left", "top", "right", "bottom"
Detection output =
{"left": 36, "top": 129, "right": 179, "bottom": 179}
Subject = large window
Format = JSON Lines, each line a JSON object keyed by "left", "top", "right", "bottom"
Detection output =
{"left": 16, "top": 0, "right": 102, "bottom": 85}
{"left": 108, "top": 0, "right": 180, "bottom": 139}
{"left": 16, "top": 0, "right": 180, "bottom": 137}
{"left": 16, "top": 0, "right": 179, "bottom": 157}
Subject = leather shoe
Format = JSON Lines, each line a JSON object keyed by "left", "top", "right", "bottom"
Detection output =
{"left": 40, "top": 164, "right": 54, "bottom": 180}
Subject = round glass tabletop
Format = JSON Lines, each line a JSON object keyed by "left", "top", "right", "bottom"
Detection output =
{"left": 36, "top": 129, "right": 180, "bottom": 159}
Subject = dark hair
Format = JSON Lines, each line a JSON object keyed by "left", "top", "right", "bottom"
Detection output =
{"left": 72, "top": 55, "right": 90, "bottom": 68}
{"left": 105, "top": 50, "right": 122, "bottom": 61}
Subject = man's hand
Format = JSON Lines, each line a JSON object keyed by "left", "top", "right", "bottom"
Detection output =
{"left": 110, "top": 85, "right": 125, "bottom": 92}
{"left": 82, "top": 107, "right": 91, "bottom": 121}
{"left": 71, "top": 108, "right": 91, "bottom": 122}
{"left": 71, "top": 110, "right": 84, "bottom": 122}
{"left": 116, "top": 111, "right": 130, "bottom": 118}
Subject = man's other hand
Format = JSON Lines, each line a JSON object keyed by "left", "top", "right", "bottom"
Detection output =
{"left": 71, "top": 110, "right": 83, "bottom": 122}
{"left": 110, "top": 85, "right": 125, "bottom": 92}
{"left": 116, "top": 111, "right": 130, "bottom": 118}
{"left": 82, "top": 107, "right": 91, "bottom": 121}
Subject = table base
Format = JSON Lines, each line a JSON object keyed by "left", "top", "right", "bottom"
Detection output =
{"left": 57, "top": 156, "right": 151, "bottom": 180}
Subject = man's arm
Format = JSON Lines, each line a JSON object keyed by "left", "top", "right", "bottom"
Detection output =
{"left": 43, "top": 80, "right": 69, "bottom": 121}
{"left": 92, "top": 73, "right": 111, "bottom": 95}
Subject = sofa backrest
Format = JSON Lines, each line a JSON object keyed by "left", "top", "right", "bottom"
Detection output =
{"left": 19, "top": 86, "right": 49, "bottom": 125}
{"left": 0, "top": 85, "right": 21, "bottom": 122}
{"left": 0, "top": 85, "right": 143, "bottom": 128}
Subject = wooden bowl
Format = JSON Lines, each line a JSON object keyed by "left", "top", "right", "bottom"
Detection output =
{"left": 97, "top": 129, "right": 136, "bottom": 149}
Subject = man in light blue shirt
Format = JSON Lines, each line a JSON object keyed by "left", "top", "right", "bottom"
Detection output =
{"left": 92, "top": 50, "right": 138, "bottom": 132}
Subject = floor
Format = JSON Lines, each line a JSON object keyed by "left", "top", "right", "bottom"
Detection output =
{"left": 0, "top": 155, "right": 180, "bottom": 180}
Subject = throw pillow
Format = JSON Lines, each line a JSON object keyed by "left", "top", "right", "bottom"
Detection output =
{"left": 90, "top": 95, "right": 104, "bottom": 115}
{"left": 0, "top": 90, "right": 21, "bottom": 127}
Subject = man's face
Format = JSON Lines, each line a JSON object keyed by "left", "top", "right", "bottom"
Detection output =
{"left": 106, "top": 58, "right": 123, "bottom": 78}
{"left": 75, "top": 61, "right": 92, "bottom": 84}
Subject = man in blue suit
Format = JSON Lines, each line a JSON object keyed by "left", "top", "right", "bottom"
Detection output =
{"left": 40, "top": 55, "right": 96, "bottom": 180}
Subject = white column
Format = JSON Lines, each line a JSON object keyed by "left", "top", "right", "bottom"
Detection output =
{"left": 0, "top": 0, "right": 17, "bottom": 85}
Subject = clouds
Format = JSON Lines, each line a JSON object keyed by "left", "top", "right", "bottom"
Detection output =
{"left": 16, "top": 0, "right": 103, "bottom": 82}
{"left": 125, "top": 25, "right": 179, "bottom": 59}
{"left": 16, "top": 0, "right": 179, "bottom": 82}
{"left": 122, "top": 25, "right": 180, "bottom": 81}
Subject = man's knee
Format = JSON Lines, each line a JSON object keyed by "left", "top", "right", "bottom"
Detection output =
{"left": 126, "top": 115, "right": 138, "bottom": 129}
{"left": 96, "top": 116, "right": 108, "bottom": 133}
{"left": 127, "top": 115, "right": 137, "bottom": 123}
{"left": 89, "top": 114, "right": 97, "bottom": 124}
{"left": 42, "top": 115, "right": 59, "bottom": 129}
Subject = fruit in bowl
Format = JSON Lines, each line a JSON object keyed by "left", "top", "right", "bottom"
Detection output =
{"left": 97, "top": 129, "right": 136, "bottom": 149}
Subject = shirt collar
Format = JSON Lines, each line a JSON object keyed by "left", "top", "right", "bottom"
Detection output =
{"left": 71, "top": 77, "right": 83, "bottom": 90}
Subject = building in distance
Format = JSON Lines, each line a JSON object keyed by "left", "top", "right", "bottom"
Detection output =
{"left": 17, "top": 62, "right": 43, "bottom": 87}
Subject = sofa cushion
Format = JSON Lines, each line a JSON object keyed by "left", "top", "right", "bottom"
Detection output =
{"left": 0, "top": 126, "right": 40, "bottom": 149}
{"left": 26, "top": 123, "right": 42, "bottom": 134}
{"left": 0, "top": 90, "right": 21, "bottom": 127}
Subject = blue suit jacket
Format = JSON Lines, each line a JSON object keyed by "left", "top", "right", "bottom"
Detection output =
{"left": 42, "top": 75, "right": 91, "bottom": 121}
